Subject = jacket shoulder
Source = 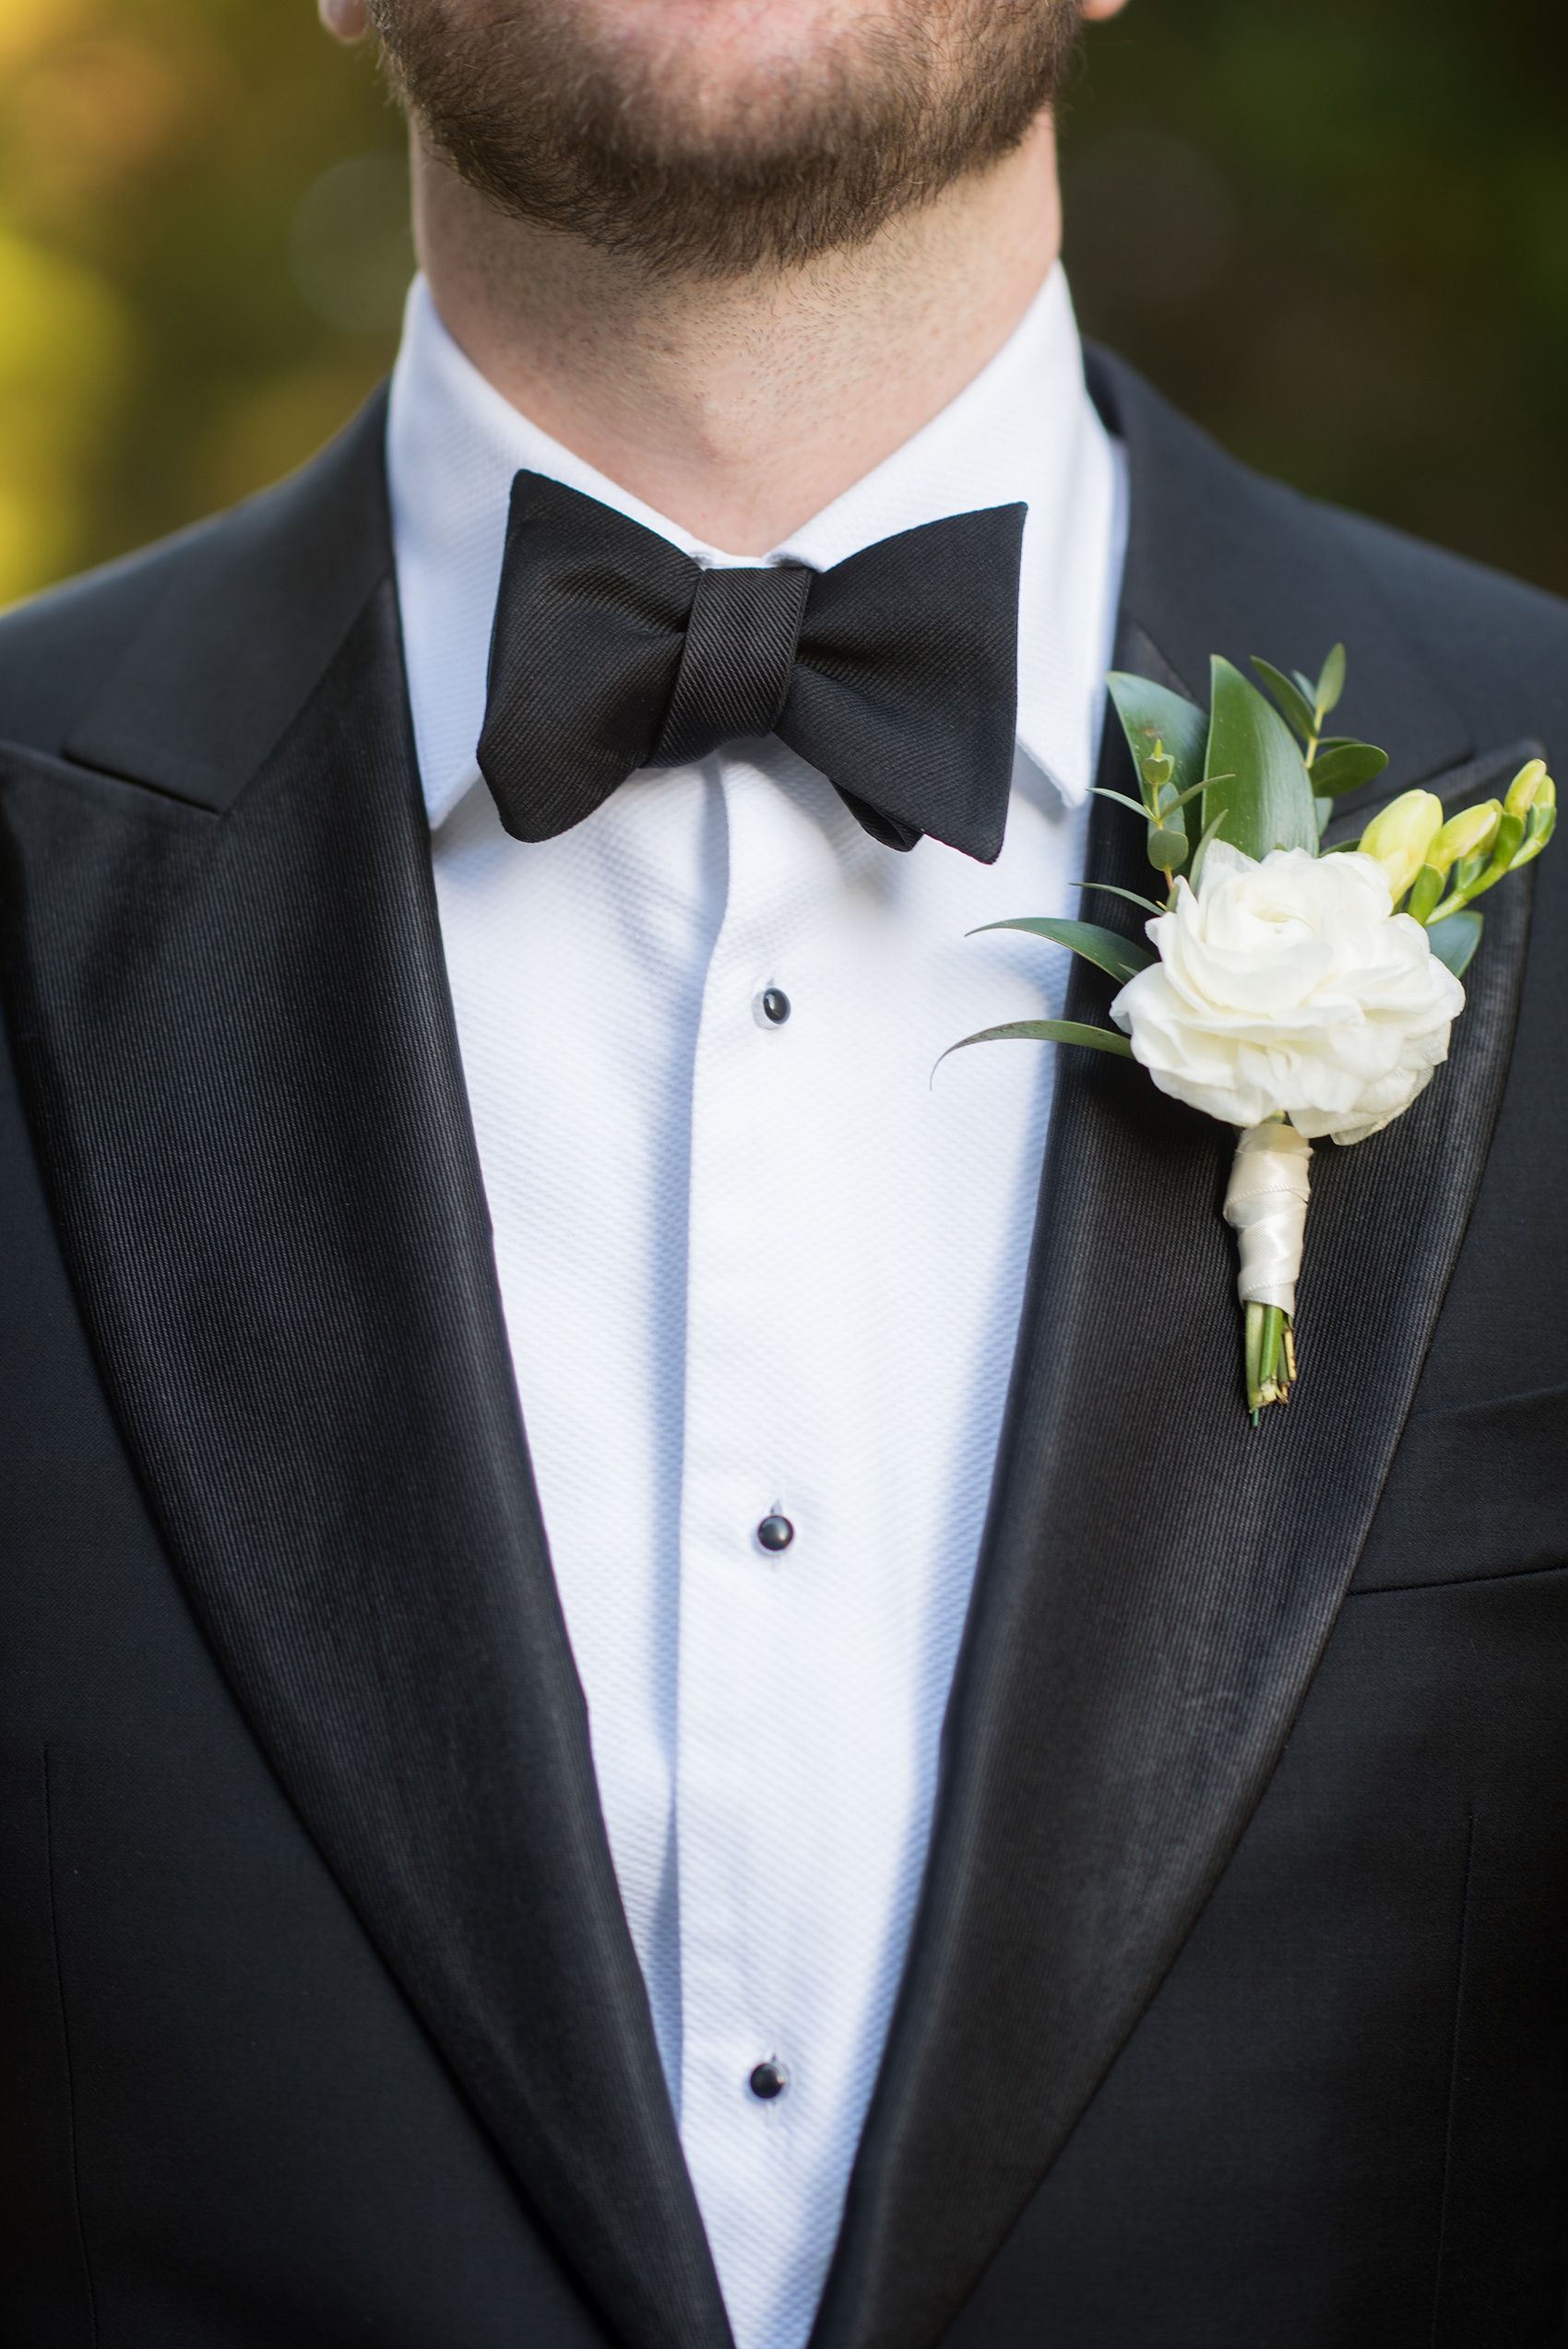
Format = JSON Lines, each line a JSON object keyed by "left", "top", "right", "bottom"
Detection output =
{"left": 0, "top": 521, "right": 224, "bottom": 759}
{"left": 1327, "top": 504, "right": 1568, "bottom": 738}
{"left": 0, "top": 389, "right": 392, "bottom": 766}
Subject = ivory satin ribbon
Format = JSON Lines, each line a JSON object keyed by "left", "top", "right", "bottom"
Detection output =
{"left": 1222, "top": 1120, "right": 1313, "bottom": 1315}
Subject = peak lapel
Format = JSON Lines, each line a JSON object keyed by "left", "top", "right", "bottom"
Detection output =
{"left": 0, "top": 417, "right": 730, "bottom": 2349}
{"left": 813, "top": 362, "right": 1527, "bottom": 2349}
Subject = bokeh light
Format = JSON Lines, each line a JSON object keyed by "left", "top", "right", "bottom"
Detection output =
{"left": 0, "top": 0, "right": 403, "bottom": 604}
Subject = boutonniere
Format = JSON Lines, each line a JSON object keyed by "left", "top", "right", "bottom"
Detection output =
{"left": 949, "top": 647, "right": 1556, "bottom": 1421}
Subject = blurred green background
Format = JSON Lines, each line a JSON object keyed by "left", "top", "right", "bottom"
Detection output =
{"left": 1, "top": 0, "right": 1565, "bottom": 607}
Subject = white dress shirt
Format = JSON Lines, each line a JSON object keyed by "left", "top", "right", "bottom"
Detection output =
{"left": 386, "top": 268, "right": 1125, "bottom": 2349}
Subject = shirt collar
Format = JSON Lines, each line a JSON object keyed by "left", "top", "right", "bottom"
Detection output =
{"left": 387, "top": 266, "right": 1123, "bottom": 830}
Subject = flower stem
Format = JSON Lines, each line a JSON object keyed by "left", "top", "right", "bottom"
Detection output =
{"left": 1244, "top": 1302, "right": 1265, "bottom": 1415}
{"left": 1244, "top": 1300, "right": 1295, "bottom": 1417}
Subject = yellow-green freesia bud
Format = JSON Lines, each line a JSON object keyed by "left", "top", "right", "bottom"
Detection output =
{"left": 1358, "top": 789, "right": 1444, "bottom": 900}
{"left": 1512, "top": 776, "right": 1557, "bottom": 867}
{"left": 1504, "top": 759, "right": 1549, "bottom": 820}
{"left": 1406, "top": 864, "right": 1445, "bottom": 925}
{"left": 1532, "top": 794, "right": 1558, "bottom": 852}
{"left": 1428, "top": 799, "right": 1501, "bottom": 878}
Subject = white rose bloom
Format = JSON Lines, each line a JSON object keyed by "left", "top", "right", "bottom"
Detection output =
{"left": 1110, "top": 843, "right": 1467, "bottom": 1145}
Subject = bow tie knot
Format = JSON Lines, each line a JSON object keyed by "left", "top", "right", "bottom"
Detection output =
{"left": 654, "top": 563, "right": 813, "bottom": 768}
{"left": 476, "top": 472, "right": 1027, "bottom": 862}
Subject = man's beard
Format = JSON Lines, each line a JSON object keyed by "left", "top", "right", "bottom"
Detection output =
{"left": 369, "top": 0, "right": 1081, "bottom": 279}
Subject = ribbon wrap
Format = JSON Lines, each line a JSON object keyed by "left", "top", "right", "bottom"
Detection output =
{"left": 1223, "top": 1120, "right": 1313, "bottom": 1314}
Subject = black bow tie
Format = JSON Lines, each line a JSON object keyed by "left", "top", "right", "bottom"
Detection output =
{"left": 476, "top": 472, "right": 1027, "bottom": 863}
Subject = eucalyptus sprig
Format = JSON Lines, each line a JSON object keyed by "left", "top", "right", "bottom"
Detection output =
{"left": 1251, "top": 642, "right": 1389, "bottom": 830}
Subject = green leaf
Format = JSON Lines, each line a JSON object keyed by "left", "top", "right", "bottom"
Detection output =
{"left": 1310, "top": 741, "right": 1389, "bottom": 797}
{"left": 1291, "top": 670, "right": 1318, "bottom": 706}
{"left": 1314, "top": 795, "right": 1334, "bottom": 835}
{"left": 941, "top": 1019, "right": 1134, "bottom": 1065}
{"left": 1315, "top": 642, "right": 1347, "bottom": 718}
{"left": 968, "top": 917, "right": 1155, "bottom": 984}
{"left": 1106, "top": 673, "right": 1208, "bottom": 840}
{"left": 1251, "top": 657, "right": 1317, "bottom": 741}
{"left": 1076, "top": 881, "right": 1168, "bottom": 918}
{"left": 1426, "top": 909, "right": 1483, "bottom": 979}
{"left": 1203, "top": 657, "right": 1318, "bottom": 860}
{"left": 1188, "top": 807, "right": 1230, "bottom": 891}
{"left": 1090, "top": 786, "right": 1157, "bottom": 823}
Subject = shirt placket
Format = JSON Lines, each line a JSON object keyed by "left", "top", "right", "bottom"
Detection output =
{"left": 673, "top": 748, "right": 850, "bottom": 2346}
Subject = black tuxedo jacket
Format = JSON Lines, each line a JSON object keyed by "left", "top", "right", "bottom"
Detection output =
{"left": 2, "top": 351, "right": 1566, "bottom": 2349}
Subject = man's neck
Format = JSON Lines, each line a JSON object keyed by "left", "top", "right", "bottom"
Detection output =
{"left": 411, "top": 115, "right": 1063, "bottom": 555}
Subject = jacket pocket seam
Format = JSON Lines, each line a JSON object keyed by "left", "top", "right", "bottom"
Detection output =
{"left": 1405, "top": 1376, "right": 1568, "bottom": 1428}
{"left": 1348, "top": 1555, "right": 1568, "bottom": 1598}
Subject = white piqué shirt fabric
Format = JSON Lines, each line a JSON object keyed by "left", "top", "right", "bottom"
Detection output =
{"left": 386, "top": 267, "right": 1126, "bottom": 2349}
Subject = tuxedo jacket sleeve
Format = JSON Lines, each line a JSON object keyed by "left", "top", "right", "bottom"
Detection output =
{"left": 0, "top": 350, "right": 1565, "bottom": 2349}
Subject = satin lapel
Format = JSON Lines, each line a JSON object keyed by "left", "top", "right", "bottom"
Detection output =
{"left": 813, "top": 362, "right": 1527, "bottom": 2349}
{"left": 0, "top": 425, "right": 729, "bottom": 2349}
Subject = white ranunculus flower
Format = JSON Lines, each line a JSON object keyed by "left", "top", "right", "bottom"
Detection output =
{"left": 1110, "top": 842, "right": 1467, "bottom": 1145}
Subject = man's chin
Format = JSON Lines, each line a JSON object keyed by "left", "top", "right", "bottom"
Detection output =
{"left": 532, "top": 0, "right": 921, "bottom": 169}
{"left": 374, "top": 0, "right": 1078, "bottom": 277}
